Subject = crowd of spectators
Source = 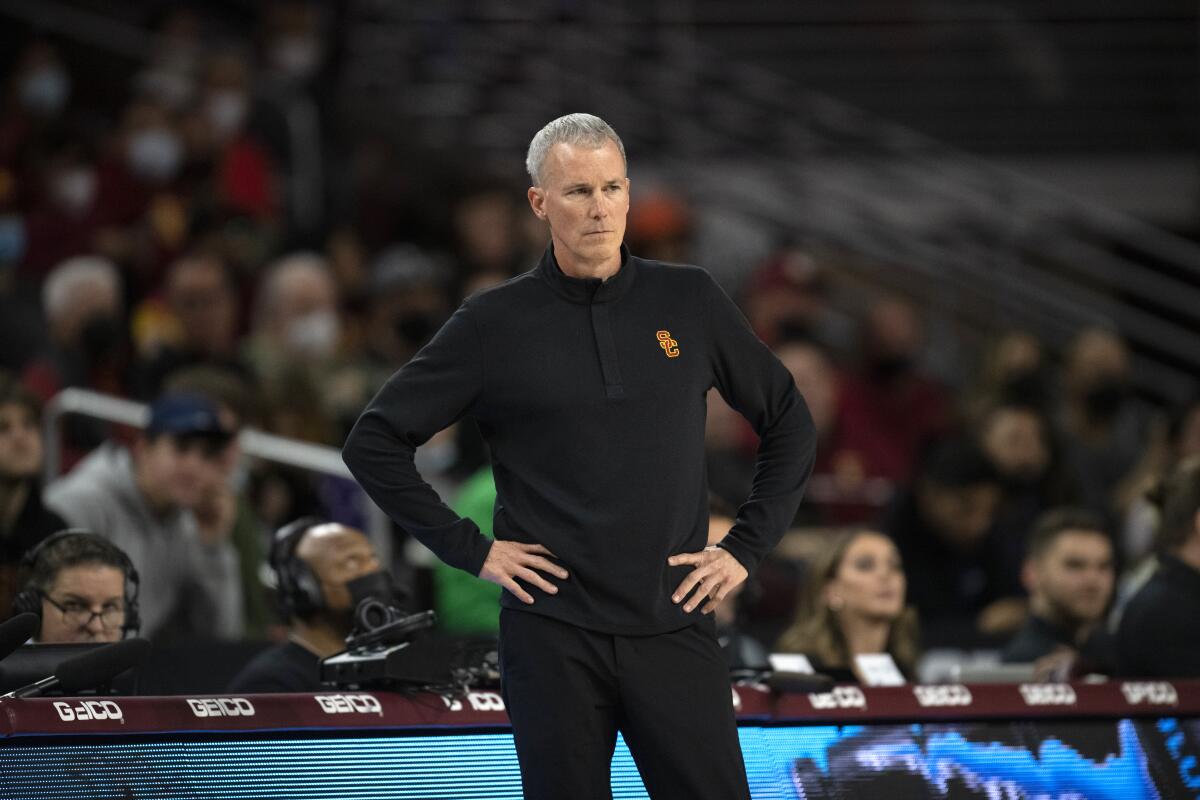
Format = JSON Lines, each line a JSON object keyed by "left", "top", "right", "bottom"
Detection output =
{"left": 2, "top": 5, "right": 1199, "bottom": 689}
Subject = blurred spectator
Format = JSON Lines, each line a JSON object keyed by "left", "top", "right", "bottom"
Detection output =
{"left": 0, "top": 41, "right": 72, "bottom": 177}
{"left": 163, "top": 366, "right": 270, "bottom": 638}
{"left": 18, "top": 130, "right": 102, "bottom": 278}
{"left": 882, "top": 438, "right": 1022, "bottom": 646}
{"left": 741, "top": 244, "right": 852, "bottom": 355}
{"left": 775, "top": 529, "right": 918, "bottom": 683}
{"left": 1002, "top": 508, "right": 1115, "bottom": 674}
{"left": 453, "top": 186, "right": 526, "bottom": 283}
{"left": 44, "top": 391, "right": 244, "bottom": 641}
{"left": 1121, "top": 395, "right": 1200, "bottom": 564}
{"left": 831, "top": 295, "right": 952, "bottom": 489}
{"left": 1116, "top": 457, "right": 1200, "bottom": 677}
{"left": 963, "top": 330, "right": 1052, "bottom": 419}
{"left": 0, "top": 373, "right": 67, "bottom": 618}
{"left": 708, "top": 496, "right": 769, "bottom": 671}
{"left": 976, "top": 400, "right": 1076, "bottom": 551}
{"left": 330, "top": 245, "right": 451, "bottom": 430}
{"left": 433, "top": 467, "right": 502, "bottom": 635}
{"left": 245, "top": 251, "right": 342, "bottom": 440}
{"left": 626, "top": 189, "right": 692, "bottom": 264}
{"left": 227, "top": 519, "right": 391, "bottom": 693}
{"left": 1058, "top": 328, "right": 1165, "bottom": 522}
{"left": 135, "top": 247, "right": 249, "bottom": 398}
{"left": 777, "top": 337, "right": 890, "bottom": 524}
{"left": 13, "top": 530, "right": 136, "bottom": 645}
{"left": 22, "top": 255, "right": 130, "bottom": 467}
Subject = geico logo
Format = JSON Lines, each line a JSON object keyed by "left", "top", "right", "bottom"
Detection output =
{"left": 465, "top": 692, "right": 505, "bottom": 712}
{"left": 913, "top": 685, "right": 973, "bottom": 707}
{"left": 807, "top": 686, "right": 867, "bottom": 711}
{"left": 1121, "top": 682, "right": 1178, "bottom": 706}
{"left": 186, "top": 698, "right": 256, "bottom": 717}
{"left": 1018, "top": 684, "right": 1077, "bottom": 706}
{"left": 52, "top": 700, "right": 124, "bottom": 724}
{"left": 315, "top": 694, "right": 384, "bottom": 715}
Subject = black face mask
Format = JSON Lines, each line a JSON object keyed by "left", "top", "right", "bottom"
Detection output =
{"left": 1000, "top": 368, "right": 1050, "bottom": 410}
{"left": 1083, "top": 378, "right": 1130, "bottom": 421}
{"left": 393, "top": 312, "right": 442, "bottom": 350}
{"left": 869, "top": 353, "right": 914, "bottom": 382}
{"left": 79, "top": 314, "right": 123, "bottom": 361}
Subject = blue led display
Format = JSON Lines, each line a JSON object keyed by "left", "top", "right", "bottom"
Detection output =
{"left": 1, "top": 721, "right": 1195, "bottom": 799}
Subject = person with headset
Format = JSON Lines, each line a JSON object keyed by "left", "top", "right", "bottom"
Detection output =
{"left": 10, "top": 529, "right": 140, "bottom": 644}
{"left": 226, "top": 517, "right": 392, "bottom": 693}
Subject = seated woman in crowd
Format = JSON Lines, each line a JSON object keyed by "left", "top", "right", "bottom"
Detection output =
{"left": 775, "top": 528, "right": 918, "bottom": 684}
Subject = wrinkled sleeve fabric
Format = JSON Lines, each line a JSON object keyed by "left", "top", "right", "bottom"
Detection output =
{"left": 342, "top": 303, "right": 493, "bottom": 576}
{"left": 704, "top": 274, "right": 817, "bottom": 575}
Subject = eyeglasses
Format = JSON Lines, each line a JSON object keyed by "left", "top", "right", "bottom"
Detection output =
{"left": 43, "top": 595, "right": 126, "bottom": 630}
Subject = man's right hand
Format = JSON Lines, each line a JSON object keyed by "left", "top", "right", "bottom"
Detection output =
{"left": 478, "top": 540, "right": 569, "bottom": 604}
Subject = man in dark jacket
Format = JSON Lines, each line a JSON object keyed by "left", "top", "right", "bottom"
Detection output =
{"left": 343, "top": 113, "right": 816, "bottom": 800}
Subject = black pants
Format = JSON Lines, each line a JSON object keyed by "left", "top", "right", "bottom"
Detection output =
{"left": 498, "top": 608, "right": 751, "bottom": 800}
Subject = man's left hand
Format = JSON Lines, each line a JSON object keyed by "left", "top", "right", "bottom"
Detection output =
{"left": 667, "top": 546, "right": 748, "bottom": 614}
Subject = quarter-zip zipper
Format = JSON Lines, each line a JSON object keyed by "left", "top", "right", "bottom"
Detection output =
{"left": 589, "top": 281, "right": 625, "bottom": 400}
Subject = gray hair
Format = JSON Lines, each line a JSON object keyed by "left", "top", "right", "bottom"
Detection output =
{"left": 254, "top": 251, "right": 334, "bottom": 327}
{"left": 525, "top": 113, "right": 626, "bottom": 186}
{"left": 42, "top": 255, "right": 122, "bottom": 321}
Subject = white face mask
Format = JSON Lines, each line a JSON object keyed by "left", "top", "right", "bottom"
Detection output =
{"left": 285, "top": 309, "right": 339, "bottom": 358}
{"left": 53, "top": 168, "right": 96, "bottom": 213}
{"left": 206, "top": 90, "right": 248, "bottom": 139}
{"left": 127, "top": 127, "right": 183, "bottom": 182}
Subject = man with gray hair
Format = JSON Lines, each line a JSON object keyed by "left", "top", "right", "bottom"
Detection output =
{"left": 345, "top": 113, "right": 816, "bottom": 798}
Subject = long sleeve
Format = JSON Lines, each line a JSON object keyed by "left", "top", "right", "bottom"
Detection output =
{"left": 704, "top": 275, "right": 817, "bottom": 574}
{"left": 342, "top": 303, "right": 494, "bottom": 576}
{"left": 184, "top": 529, "right": 245, "bottom": 639}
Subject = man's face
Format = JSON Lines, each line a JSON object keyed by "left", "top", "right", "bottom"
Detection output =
{"left": 1031, "top": 531, "right": 1114, "bottom": 625}
{"left": 168, "top": 257, "right": 237, "bottom": 355}
{"left": 0, "top": 402, "right": 42, "bottom": 480}
{"left": 920, "top": 482, "right": 1001, "bottom": 550}
{"left": 527, "top": 140, "right": 629, "bottom": 271}
{"left": 38, "top": 564, "right": 126, "bottom": 644}
{"left": 137, "top": 433, "right": 228, "bottom": 510}
{"left": 981, "top": 408, "right": 1049, "bottom": 483}
{"left": 296, "top": 524, "right": 382, "bottom": 612}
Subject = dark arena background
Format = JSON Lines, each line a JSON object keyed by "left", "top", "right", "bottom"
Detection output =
{"left": 1, "top": 2, "right": 1199, "bottom": 798}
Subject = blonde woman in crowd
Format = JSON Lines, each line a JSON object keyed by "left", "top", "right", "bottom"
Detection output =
{"left": 776, "top": 528, "right": 918, "bottom": 683}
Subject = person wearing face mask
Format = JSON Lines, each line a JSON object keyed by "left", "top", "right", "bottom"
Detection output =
{"left": 16, "top": 134, "right": 103, "bottom": 278}
{"left": 227, "top": 518, "right": 400, "bottom": 693}
{"left": 21, "top": 256, "right": 131, "bottom": 469}
{"left": 775, "top": 529, "right": 918, "bottom": 684}
{"left": 1058, "top": 328, "right": 1165, "bottom": 526}
{"left": 977, "top": 400, "right": 1080, "bottom": 556}
{"left": 833, "top": 296, "right": 952, "bottom": 489}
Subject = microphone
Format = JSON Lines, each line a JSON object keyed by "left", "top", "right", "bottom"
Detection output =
{"left": 0, "top": 614, "right": 39, "bottom": 663}
{"left": 2, "top": 637, "right": 150, "bottom": 699}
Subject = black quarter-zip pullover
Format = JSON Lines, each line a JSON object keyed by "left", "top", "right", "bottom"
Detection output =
{"left": 343, "top": 244, "right": 816, "bottom": 634}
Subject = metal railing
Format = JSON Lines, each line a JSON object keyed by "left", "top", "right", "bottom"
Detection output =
{"left": 41, "top": 388, "right": 393, "bottom": 564}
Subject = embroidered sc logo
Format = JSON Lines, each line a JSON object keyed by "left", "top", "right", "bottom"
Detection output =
{"left": 657, "top": 330, "right": 680, "bottom": 358}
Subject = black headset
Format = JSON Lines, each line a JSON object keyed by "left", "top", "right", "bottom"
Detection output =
{"left": 11, "top": 529, "right": 142, "bottom": 637}
{"left": 269, "top": 516, "right": 326, "bottom": 620}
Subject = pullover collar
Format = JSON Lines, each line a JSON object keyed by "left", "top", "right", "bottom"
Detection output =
{"left": 538, "top": 243, "right": 637, "bottom": 304}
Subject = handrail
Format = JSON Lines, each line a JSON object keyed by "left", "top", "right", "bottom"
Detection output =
{"left": 40, "top": 388, "right": 391, "bottom": 554}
